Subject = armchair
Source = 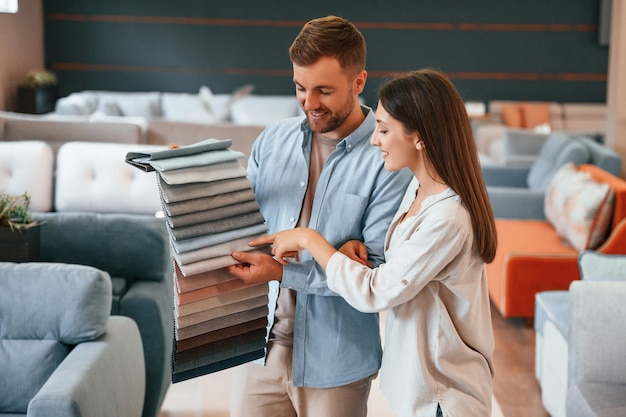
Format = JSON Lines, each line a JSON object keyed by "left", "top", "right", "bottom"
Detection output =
{"left": 0, "top": 261, "right": 145, "bottom": 417}
{"left": 32, "top": 212, "right": 173, "bottom": 417}
{"left": 534, "top": 251, "right": 626, "bottom": 417}
{"left": 566, "top": 280, "right": 626, "bottom": 417}
{"left": 483, "top": 131, "right": 622, "bottom": 219}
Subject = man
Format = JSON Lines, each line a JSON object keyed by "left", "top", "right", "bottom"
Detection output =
{"left": 228, "top": 15, "right": 413, "bottom": 417}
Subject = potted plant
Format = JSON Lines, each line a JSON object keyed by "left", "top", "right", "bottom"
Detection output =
{"left": 17, "top": 69, "right": 59, "bottom": 114}
{"left": 0, "top": 192, "right": 40, "bottom": 261}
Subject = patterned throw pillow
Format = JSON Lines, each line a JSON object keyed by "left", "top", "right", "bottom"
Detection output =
{"left": 544, "top": 162, "right": 615, "bottom": 251}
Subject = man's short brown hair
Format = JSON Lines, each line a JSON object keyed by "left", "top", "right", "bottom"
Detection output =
{"left": 289, "top": 15, "right": 366, "bottom": 75}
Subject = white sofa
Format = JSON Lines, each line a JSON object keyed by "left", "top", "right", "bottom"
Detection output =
{"left": 53, "top": 85, "right": 303, "bottom": 126}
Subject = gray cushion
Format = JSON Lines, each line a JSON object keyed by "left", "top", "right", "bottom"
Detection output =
{"left": 0, "top": 262, "right": 111, "bottom": 342}
{"left": 535, "top": 290, "right": 569, "bottom": 337}
{"left": 527, "top": 132, "right": 590, "bottom": 190}
{"left": 0, "top": 340, "right": 69, "bottom": 413}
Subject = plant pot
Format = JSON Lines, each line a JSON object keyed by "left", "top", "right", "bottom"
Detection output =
{"left": 0, "top": 225, "right": 40, "bottom": 262}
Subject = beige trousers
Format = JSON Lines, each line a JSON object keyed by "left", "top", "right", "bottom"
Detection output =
{"left": 230, "top": 342, "right": 376, "bottom": 417}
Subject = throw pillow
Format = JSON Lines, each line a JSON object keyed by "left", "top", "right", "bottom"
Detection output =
{"left": 544, "top": 162, "right": 615, "bottom": 251}
{"left": 198, "top": 85, "right": 253, "bottom": 122}
{"left": 162, "top": 92, "right": 215, "bottom": 123}
{"left": 522, "top": 102, "right": 551, "bottom": 129}
{"left": 502, "top": 103, "right": 523, "bottom": 128}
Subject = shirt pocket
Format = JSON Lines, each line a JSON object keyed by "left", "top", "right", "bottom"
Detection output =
{"left": 319, "top": 191, "right": 368, "bottom": 239}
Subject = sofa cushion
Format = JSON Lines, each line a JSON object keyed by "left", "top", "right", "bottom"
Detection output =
{"left": 161, "top": 92, "right": 215, "bottom": 123}
{"left": 230, "top": 95, "right": 301, "bottom": 125}
{"left": 54, "top": 141, "right": 163, "bottom": 214}
{"left": 527, "top": 132, "right": 590, "bottom": 191}
{"left": 578, "top": 250, "right": 626, "bottom": 281}
{"left": 521, "top": 102, "right": 551, "bottom": 129}
{"left": 0, "top": 340, "right": 69, "bottom": 413}
{"left": 87, "top": 91, "right": 161, "bottom": 118}
{"left": 0, "top": 140, "right": 54, "bottom": 212}
{"left": 54, "top": 92, "right": 98, "bottom": 115}
{"left": 545, "top": 163, "right": 615, "bottom": 251}
{"left": 0, "top": 262, "right": 112, "bottom": 342}
{"left": 502, "top": 103, "right": 523, "bottom": 128}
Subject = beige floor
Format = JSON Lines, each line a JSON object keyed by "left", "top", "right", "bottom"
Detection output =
{"left": 159, "top": 366, "right": 505, "bottom": 417}
{"left": 160, "top": 311, "right": 505, "bottom": 417}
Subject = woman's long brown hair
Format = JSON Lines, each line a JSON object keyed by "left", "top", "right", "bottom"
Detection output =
{"left": 378, "top": 69, "right": 497, "bottom": 263}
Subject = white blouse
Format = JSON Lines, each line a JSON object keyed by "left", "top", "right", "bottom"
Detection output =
{"left": 327, "top": 177, "right": 494, "bottom": 417}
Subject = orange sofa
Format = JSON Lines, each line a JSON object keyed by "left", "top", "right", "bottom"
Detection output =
{"left": 487, "top": 164, "right": 626, "bottom": 318}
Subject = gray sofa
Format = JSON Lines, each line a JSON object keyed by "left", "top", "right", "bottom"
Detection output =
{"left": 1, "top": 140, "right": 174, "bottom": 417}
{"left": 0, "top": 262, "right": 145, "bottom": 417}
{"left": 534, "top": 251, "right": 626, "bottom": 417}
{"left": 482, "top": 131, "right": 622, "bottom": 219}
{"left": 31, "top": 212, "right": 173, "bottom": 417}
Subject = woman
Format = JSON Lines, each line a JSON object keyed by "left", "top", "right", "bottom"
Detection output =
{"left": 236, "top": 69, "right": 497, "bottom": 417}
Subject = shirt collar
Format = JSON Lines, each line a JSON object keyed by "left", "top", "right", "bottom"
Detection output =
{"left": 299, "top": 105, "right": 375, "bottom": 152}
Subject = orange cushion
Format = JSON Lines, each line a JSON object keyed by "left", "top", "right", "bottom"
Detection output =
{"left": 502, "top": 103, "right": 523, "bottom": 128}
{"left": 521, "top": 102, "right": 551, "bottom": 129}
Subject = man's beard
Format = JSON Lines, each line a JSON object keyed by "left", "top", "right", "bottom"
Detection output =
{"left": 307, "top": 93, "right": 355, "bottom": 134}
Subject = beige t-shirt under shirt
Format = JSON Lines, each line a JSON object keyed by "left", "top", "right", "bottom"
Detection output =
{"left": 269, "top": 133, "right": 341, "bottom": 347}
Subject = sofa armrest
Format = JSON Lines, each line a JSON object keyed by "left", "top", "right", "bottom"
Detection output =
{"left": 120, "top": 278, "right": 174, "bottom": 417}
{"left": 28, "top": 316, "right": 145, "bottom": 417}
{"left": 565, "top": 281, "right": 626, "bottom": 417}
{"left": 488, "top": 187, "right": 546, "bottom": 219}
{"left": 482, "top": 166, "right": 530, "bottom": 187}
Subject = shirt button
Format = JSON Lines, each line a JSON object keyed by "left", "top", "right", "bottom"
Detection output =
{"left": 401, "top": 279, "right": 408, "bottom": 286}
{"left": 289, "top": 217, "right": 296, "bottom": 223}
{"left": 300, "top": 181, "right": 306, "bottom": 187}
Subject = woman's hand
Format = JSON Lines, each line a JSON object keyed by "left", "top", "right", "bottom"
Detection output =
{"left": 249, "top": 228, "right": 315, "bottom": 265}
{"left": 339, "top": 240, "right": 372, "bottom": 267}
{"left": 248, "top": 228, "right": 337, "bottom": 268}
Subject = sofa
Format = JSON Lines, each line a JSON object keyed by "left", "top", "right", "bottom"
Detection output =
{"left": 483, "top": 131, "right": 622, "bottom": 219}
{"left": 0, "top": 140, "right": 174, "bottom": 417}
{"left": 534, "top": 251, "right": 626, "bottom": 417}
{"left": 0, "top": 108, "right": 263, "bottom": 161}
{"left": 52, "top": 85, "right": 303, "bottom": 125}
{"left": 486, "top": 163, "right": 626, "bottom": 319}
{"left": 475, "top": 100, "right": 607, "bottom": 166}
{"left": 0, "top": 261, "right": 145, "bottom": 417}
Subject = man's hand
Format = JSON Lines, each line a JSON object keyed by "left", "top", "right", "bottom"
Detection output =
{"left": 228, "top": 251, "right": 284, "bottom": 285}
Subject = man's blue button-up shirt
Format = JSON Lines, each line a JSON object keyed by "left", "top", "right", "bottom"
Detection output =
{"left": 247, "top": 106, "right": 413, "bottom": 388}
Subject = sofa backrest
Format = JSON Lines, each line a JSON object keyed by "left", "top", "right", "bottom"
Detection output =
{"left": 0, "top": 262, "right": 112, "bottom": 413}
{"left": 0, "top": 140, "right": 54, "bottom": 212}
{"left": 576, "top": 135, "right": 622, "bottom": 177}
{"left": 32, "top": 212, "right": 172, "bottom": 283}
{"left": 527, "top": 132, "right": 590, "bottom": 191}
{"left": 55, "top": 141, "right": 164, "bottom": 214}
{"left": 0, "top": 111, "right": 143, "bottom": 156}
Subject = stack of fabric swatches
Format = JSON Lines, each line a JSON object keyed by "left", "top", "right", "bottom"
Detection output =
{"left": 125, "top": 139, "right": 270, "bottom": 383}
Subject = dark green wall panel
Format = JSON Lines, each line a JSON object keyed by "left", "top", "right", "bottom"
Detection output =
{"left": 43, "top": 0, "right": 609, "bottom": 106}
